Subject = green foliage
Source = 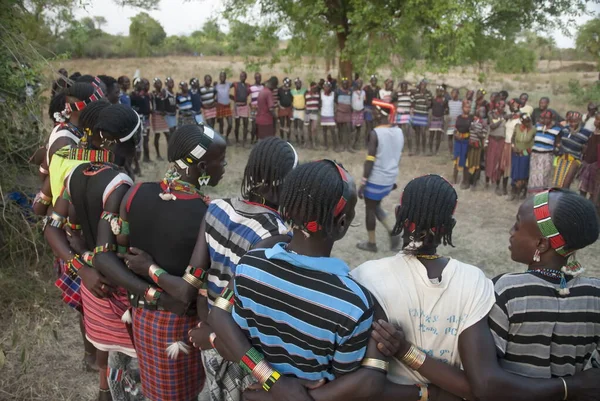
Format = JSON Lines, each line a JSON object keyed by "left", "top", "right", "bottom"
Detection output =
{"left": 129, "top": 12, "right": 166, "bottom": 56}
{"left": 494, "top": 43, "right": 537, "bottom": 74}
{"left": 576, "top": 18, "right": 600, "bottom": 69}
{"left": 568, "top": 79, "right": 600, "bottom": 107}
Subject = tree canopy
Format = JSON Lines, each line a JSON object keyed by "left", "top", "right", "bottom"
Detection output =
{"left": 129, "top": 12, "right": 167, "bottom": 56}
{"left": 222, "top": 0, "right": 594, "bottom": 77}
{"left": 576, "top": 18, "right": 600, "bottom": 68}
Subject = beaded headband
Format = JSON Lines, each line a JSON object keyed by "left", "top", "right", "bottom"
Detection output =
{"left": 64, "top": 76, "right": 105, "bottom": 114}
{"left": 566, "top": 111, "right": 582, "bottom": 121}
{"left": 302, "top": 160, "right": 351, "bottom": 233}
{"left": 173, "top": 125, "right": 216, "bottom": 169}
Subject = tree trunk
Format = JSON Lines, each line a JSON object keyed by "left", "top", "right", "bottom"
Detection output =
{"left": 336, "top": 31, "right": 352, "bottom": 80}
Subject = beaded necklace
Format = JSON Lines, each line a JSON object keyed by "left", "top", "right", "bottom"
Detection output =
{"left": 159, "top": 169, "right": 210, "bottom": 204}
{"left": 416, "top": 254, "right": 442, "bottom": 260}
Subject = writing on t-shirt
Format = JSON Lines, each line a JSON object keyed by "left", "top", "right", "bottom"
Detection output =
{"left": 409, "top": 308, "right": 469, "bottom": 338}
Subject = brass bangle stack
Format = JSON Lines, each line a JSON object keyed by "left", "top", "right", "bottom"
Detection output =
{"left": 213, "top": 297, "right": 233, "bottom": 313}
{"left": 361, "top": 358, "right": 389, "bottom": 373}
{"left": 401, "top": 344, "right": 426, "bottom": 371}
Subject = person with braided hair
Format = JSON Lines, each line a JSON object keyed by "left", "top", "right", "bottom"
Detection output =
{"left": 489, "top": 188, "right": 600, "bottom": 386}
{"left": 552, "top": 111, "right": 592, "bottom": 189}
{"left": 356, "top": 102, "right": 404, "bottom": 253}
{"left": 44, "top": 104, "right": 146, "bottom": 401}
{"left": 362, "top": 176, "right": 600, "bottom": 401}
{"left": 90, "top": 124, "right": 226, "bottom": 401}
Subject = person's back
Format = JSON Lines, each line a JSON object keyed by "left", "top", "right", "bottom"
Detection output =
{"left": 370, "top": 125, "right": 404, "bottom": 186}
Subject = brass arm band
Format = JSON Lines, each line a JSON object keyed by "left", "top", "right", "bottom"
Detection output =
{"left": 401, "top": 344, "right": 426, "bottom": 371}
{"left": 213, "top": 297, "right": 233, "bottom": 313}
{"left": 365, "top": 155, "right": 376, "bottom": 162}
{"left": 361, "top": 358, "right": 389, "bottom": 372}
{"left": 182, "top": 273, "right": 203, "bottom": 289}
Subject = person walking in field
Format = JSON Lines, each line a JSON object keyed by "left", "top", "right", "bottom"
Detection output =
{"left": 320, "top": 81, "right": 336, "bottom": 150}
{"left": 356, "top": 101, "right": 404, "bottom": 253}
{"left": 277, "top": 77, "right": 293, "bottom": 141}
{"left": 428, "top": 85, "right": 447, "bottom": 155}
{"left": 249, "top": 73, "right": 264, "bottom": 144}
{"left": 216, "top": 71, "right": 233, "bottom": 143}
{"left": 411, "top": 79, "right": 432, "bottom": 155}
{"left": 232, "top": 72, "right": 250, "bottom": 146}
{"left": 200, "top": 75, "right": 218, "bottom": 128}
{"left": 305, "top": 82, "right": 321, "bottom": 149}
{"left": 335, "top": 77, "right": 353, "bottom": 152}
{"left": 394, "top": 80, "right": 414, "bottom": 155}
{"left": 291, "top": 78, "right": 307, "bottom": 145}
{"left": 351, "top": 79, "right": 366, "bottom": 150}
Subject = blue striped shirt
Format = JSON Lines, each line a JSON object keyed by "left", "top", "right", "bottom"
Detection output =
{"left": 177, "top": 93, "right": 193, "bottom": 112}
{"left": 232, "top": 243, "right": 375, "bottom": 380}
{"left": 204, "top": 198, "right": 289, "bottom": 305}
{"left": 533, "top": 124, "right": 561, "bottom": 153}
{"left": 560, "top": 127, "right": 592, "bottom": 160}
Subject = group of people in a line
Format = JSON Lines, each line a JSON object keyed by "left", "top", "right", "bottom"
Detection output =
{"left": 33, "top": 71, "right": 600, "bottom": 401}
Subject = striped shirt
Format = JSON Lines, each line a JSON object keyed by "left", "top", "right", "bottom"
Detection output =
{"left": 533, "top": 124, "right": 561, "bottom": 153}
{"left": 306, "top": 92, "right": 320, "bottom": 112}
{"left": 250, "top": 84, "right": 263, "bottom": 107}
{"left": 204, "top": 198, "right": 289, "bottom": 305}
{"left": 176, "top": 93, "right": 192, "bottom": 112}
{"left": 448, "top": 100, "right": 462, "bottom": 119}
{"left": 489, "top": 272, "right": 600, "bottom": 378}
{"left": 396, "top": 91, "right": 413, "bottom": 115}
{"left": 200, "top": 86, "right": 216, "bottom": 108}
{"left": 560, "top": 127, "right": 593, "bottom": 160}
{"left": 232, "top": 243, "right": 375, "bottom": 381}
{"left": 413, "top": 90, "right": 432, "bottom": 115}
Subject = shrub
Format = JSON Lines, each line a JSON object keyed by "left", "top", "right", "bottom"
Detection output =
{"left": 495, "top": 44, "right": 537, "bottom": 74}
{"left": 568, "top": 79, "right": 600, "bottom": 107}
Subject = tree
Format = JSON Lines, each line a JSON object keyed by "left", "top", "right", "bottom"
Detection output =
{"left": 129, "top": 12, "right": 166, "bottom": 56}
{"left": 94, "top": 15, "right": 107, "bottom": 30}
{"left": 222, "top": 0, "right": 593, "bottom": 78}
{"left": 576, "top": 18, "right": 600, "bottom": 68}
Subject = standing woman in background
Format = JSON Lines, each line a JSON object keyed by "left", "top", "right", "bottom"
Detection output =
{"left": 249, "top": 73, "right": 264, "bottom": 144}
{"left": 453, "top": 101, "right": 474, "bottom": 187}
{"left": 189, "top": 77, "right": 204, "bottom": 125}
{"left": 215, "top": 71, "right": 234, "bottom": 142}
{"left": 118, "top": 76, "right": 131, "bottom": 107}
{"left": 428, "top": 85, "right": 447, "bottom": 156}
{"left": 150, "top": 78, "right": 170, "bottom": 161}
{"left": 485, "top": 100, "right": 507, "bottom": 195}
{"left": 176, "top": 81, "right": 196, "bottom": 127}
{"left": 552, "top": 111, "right": 592, "bottom": 189}
{"left": 579, "top": 115, "right": 600, "bottom": 211}
{"left": 379, "top": 78, "right": 394, "bottom": 103}
{"left": 277, "top": 77, "right": 293, "bottom": 141}
{"left": 130, "top": 78, "right": 152, "bottom": 164}
{"left": 232, "top": 72, "right": 250, "bottom": 145}
{"left": 528, "top": 110, "right": 562, "bottom": 194}
{"left": 411, "top": 80, "right": 432, "bottom": 155}
{"left": 394, "top": 80, "right": 414, "bottom": 155}
{"left": 164, "top": 77, "right": 178, "bottom": 135}
{"left": 510, "top": 113, "right": 536, "bottom": 200}
{"left": 446, "top": 88, "right": 462, "bottom": 156}
{"left": 363, "top": 75, "right": 380, "bottom": 136}
{"left": 200, "top": 75, "right": 218, "bottom": 128}
{"left": 335, "top": 77, "right": 353, "bottom": 152}
{"left": 320, "top": 81, "right": 336, "bottom": 150}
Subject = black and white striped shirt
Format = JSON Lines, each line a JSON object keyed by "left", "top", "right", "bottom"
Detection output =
{"left": 489, "top": 272, "right": 600, "bottom": 378}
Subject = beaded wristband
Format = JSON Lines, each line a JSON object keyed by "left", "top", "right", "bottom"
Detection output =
{"left": 35, "top": 192, "right": 52, "bottom": 206}
{"left": 361, "top": 358, "right": 389, "bottom": 373}
{"left": 66, "top": 218, "right": 81, "bottom": 230}
{"left": 240, "top": 347, "right": 264, "bottom": 375}
{"left": 261, "top": 370, "right": 281, "bottom": 392}
{"left": 220, "top": 288, "right": 235, "bottom": 304}
{"left": 365, "top": 155, "right": 376, "bottom": 162}
{"left": 67, "top": 254, "right": 85, "bottom": 278}
{"left": 120, "top": 219, "right": 130, "bottom": 235}
{"left": 82, "top": 251, "right": 94, "bottom": 266}
{"left": 416, "top": 384, "right": 429, "bottom": 401}
{"left": 94, "top": 243, "right": 117, "bottom": 254}
{"left": 182, "top": 265, "right": 207, "bottom": 289}
{"left": 149, "top": 264, "right": 166, "bottom": 284}
{"left": 117, "top": 245, "right": 127, "bottom": 255}
{"left": 49, "top": 212, "right": 66, "bottom": 229}
{"left": 144, "top": 286, "right": 163, "bottom": 305}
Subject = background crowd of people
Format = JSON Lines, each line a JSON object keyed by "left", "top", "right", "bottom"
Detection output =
{"left": 33, "top": 69, "right": 600, "bottom": 401}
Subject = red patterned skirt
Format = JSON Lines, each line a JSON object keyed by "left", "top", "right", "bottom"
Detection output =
{"left": 54, "top": 258, "right": 82, "bottom": 313}
{"left": 216, "top": 103, "right": 232, "bottom": 119}
{"left": 132, "top": 308, "right": 204, "bottom": 401}
{"left": 81, "top": 285, "right": 136, "bottom": 357}
{"left": 151, "top": 113, "right": 169, "bottom": 133}
{"left": 486, "top": 136, "right": 505, "bottom": 182}
{"left": 203, "top": 107, "right": 217, "bottom": 120}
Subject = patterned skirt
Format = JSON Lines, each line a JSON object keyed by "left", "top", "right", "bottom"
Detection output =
{"left": 178, "top": 112, "right": 196, "bottom": 127}
{"left": 321, "top": 115, "right": 336, "bottom": 126}
{"left": 552, "top": 154, "right": 581, "bottom": 188}
{"left": 202, "top": 349, "right": 255, "bottom": 401}
{"left": 429, "top": 116, "right": 444, "bottom": 131}
{"left": 151, "top": 114, "right": 169, "bottom": 133}
{"left": 336, "top": 108, "right": 352, "bottom": 124}
{"left": 81, "top": 285, "right": 136, "bottom": 357}
{"left": 132, "top": 308, "right": 203, "bottom": 401}
{"left": 580, "top": 161, "right": 599, "bottom": 194}
{"left": 453, "top": 138, "right": 469, "bottom": 169}
{"left": 528, "top": 152, "right": 554, "bottom": 194}
{"left": 411, "top": 113, "right": 428, "bottom": 127}
{"left": 396, "top": 113, "right": 411, "bottom": 125}
{"left": 364, "top": 106, "right": 373, "bottom": 122}
{"left": 511, "top": 153, "right": 531, "bottom": 182}
{"left": 352, "top": 110, "right": 364, "bottom": 127}
{"left": 500, "top": 142, "right": 512, "bottom": 178}
{"left": 466, "top": 147, "right": 483, "bottom": 174}
{"left": 54, "top": 258, "right": 82, "bottom": 313}
{"left": 203, "top": 107, "right": 217, "bottom": 120}
{"left": 234, "top": 104, "right": 249, "bottom": 118}
{"left": 165, "top": 114, "right": 177, "bottom": 128}
{"left": 486, "top": 136, "right": 505, "bottom": 182}
{"left": 217, "top": 103, "right": 232, "bottom": 119}
{"left": 278, "top": 106, "right": 292, "bottom": 118}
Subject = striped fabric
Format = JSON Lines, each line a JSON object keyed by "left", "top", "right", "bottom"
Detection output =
{"left": 80, "top": 285, "right": 136, "bottom": 357}
{"left": 413, "top": 90, "right": 432, "bottom": 115}
{"left": 533, "top": 124, "right": 561, "bottom": 153}
{"left": 231, "top": 244, "right": 375, "bottom": 381}
{"left": 176, "top": 93, "right": 193, "bottom": 112}
{"left": 132, "top": 308, "right": 203, "bottom": 401}
{"left": 396, "top": 91, "right": 413, "bottom": 114}
{"left": 54, "top": 258, "right": 82, "bottom": 312}
{"left": 306, "top": 92, "right": 320, "bottom": 112}
{"left": 204, "top": 198, "right": 289, "bottom": 305}
{"left": 489, "top": 272, "right": 600, "bottom": 378}
{"left": 560, "top": 127, "right": 592, "bottom": 160}
{"left": 411, "top": 114, "right": 429, "bottom": 127}
{"left": 250, "top": 85, "right": 263, "bottom": 107}
{"left": 200, "top": 86, "right": 217, "bottom": 108}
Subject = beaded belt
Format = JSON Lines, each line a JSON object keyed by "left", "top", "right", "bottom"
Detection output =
{"left": 455, "top": 132, "right": 470, "bottom": 140}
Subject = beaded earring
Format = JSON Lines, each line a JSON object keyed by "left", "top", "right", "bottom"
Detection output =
{"left": 533, "top": 249, "right": 541, "bottom": 263}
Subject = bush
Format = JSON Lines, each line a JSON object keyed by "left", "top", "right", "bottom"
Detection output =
{"left": 494, "top": 44, "right": 537, "bottom": 74}
{"left": 568, "top": 79, "right": 600, "bottom": 107}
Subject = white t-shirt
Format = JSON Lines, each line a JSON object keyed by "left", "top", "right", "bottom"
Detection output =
{"left": 505, "top": 116, "right": 521, "bottom": 144}
{"left": 320, "top": 91, "right": 335, "bottom": 117}
{"left": 352, "top": 90, "right": 366, "bottom": 111}
{"left": 351, "top": 253, "right": 495, "bottom": 385}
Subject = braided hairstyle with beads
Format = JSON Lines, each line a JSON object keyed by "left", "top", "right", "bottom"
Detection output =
{"left": 392, "top": 174, "right": 457, "bottom": 249}
{"left": 550, "top": 189, "right": 599, "bottom": 252}
{"left": 48, "top": 82, "right": 98, "bottom": 123}
{"left": 78, "top": 99, "right": 110, "bottom": 133}
{"left": 167, "top": 124, "right": 221, "bottom": 163}
{"left": 280, "top": 160, "right": 346, "bottom": 236}
{"left": 241, "top": 137, "right": 297, "bottom": 200}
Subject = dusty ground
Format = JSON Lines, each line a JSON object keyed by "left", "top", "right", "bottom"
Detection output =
{"left": 1, "top": 57, "right": 599, "bottom": 400}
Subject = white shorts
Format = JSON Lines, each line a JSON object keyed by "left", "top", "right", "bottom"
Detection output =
{"left": 293, "top": 109, "right": 306, "bottom": 121}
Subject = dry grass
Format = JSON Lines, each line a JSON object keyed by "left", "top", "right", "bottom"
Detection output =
{"left": 1, "top": 57, "right": 598, "bottom": 400}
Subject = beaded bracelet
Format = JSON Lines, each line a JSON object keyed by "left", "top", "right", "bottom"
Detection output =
{"left": 120, "top": 219, "right": 130, "bottom": 235}
{"left": 66, "top": 218, "right": 81, "bottom": 230}
{"left": 416, "top": 384, "right": 429, "bottom": 401}
{"left": 239, "top": 348, "right": 281, "bottom": 391}
{"left": 49, "top": 212, "right": 66, "bottom": 229}
{"left": 149, "top": 264, "right": 166, "bottom": 284}
{"left": 67, "top": 254, "right": 85, "bottom": 278}
{"left": 144, "top": 286, "right": 163, "bottom": 305}
{"left": 94, "top": 243, "right": 117, "bottom": 254}
{"left": 220, "top": 288, "right": 235, "bottom": 303}
{"left": 117, "top": 245, "right": 127, "bottom": 255}
{"left": 82, "top": 251, "right": 94, "bottom": 266}
{"left": 35, "top": 192, "right": 52, "bottom": 206}
{"left": 182, "top": 265, "right": 207, "bottom": 289}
